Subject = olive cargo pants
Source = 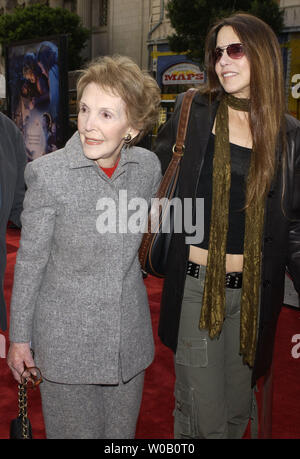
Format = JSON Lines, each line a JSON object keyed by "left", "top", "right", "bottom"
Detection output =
{"left": 174, "top": 266, "right": 254, "bottom": 439}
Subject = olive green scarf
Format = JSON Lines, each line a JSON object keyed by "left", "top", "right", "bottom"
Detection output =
{"left": 199, "top": 93, "right": 265, "bottom": 367}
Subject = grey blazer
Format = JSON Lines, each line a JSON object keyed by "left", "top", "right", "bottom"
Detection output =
{"left": 0, "top": 112, "right": 26, "bottom": 331}
{"left": 9, "top": 132, "right": 162, "bottom": 384}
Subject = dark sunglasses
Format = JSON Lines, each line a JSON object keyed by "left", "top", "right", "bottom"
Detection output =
{"left": 21, "top": 366, "right": 43, "bottom": 389}
{"left": 214, "top": 43, "right": 245, "bottom": 63}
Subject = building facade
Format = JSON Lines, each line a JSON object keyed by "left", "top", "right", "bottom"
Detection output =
{"left": 0, "top": 0, "right": 299, "bottom": 119}
{"left": 280, "top": 0, "right": 300, "bottom": 119}
{"left": 146, "top": 0, "right": 203, "bottom": 121}
{"left": 78, "top": 0, "right": 204, "bottom": 120}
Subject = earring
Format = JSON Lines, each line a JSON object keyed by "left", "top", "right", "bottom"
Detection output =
{"left": 124, "top": 133, "right": 132, "bottom": 144}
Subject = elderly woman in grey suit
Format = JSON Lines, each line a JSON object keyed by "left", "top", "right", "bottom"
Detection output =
{"left": 7, "top": 55, "right": 162, "bottom": 439}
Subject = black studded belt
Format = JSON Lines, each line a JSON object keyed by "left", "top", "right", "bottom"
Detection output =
{"left": 187, "top": 261, "right": 243, "bottom": 289}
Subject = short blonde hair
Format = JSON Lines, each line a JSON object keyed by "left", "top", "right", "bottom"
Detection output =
{"left": 76, "top": 55, "right": 161, "bottom": 146}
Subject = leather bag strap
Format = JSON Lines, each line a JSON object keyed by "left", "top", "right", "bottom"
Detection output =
{"left": 151, "top": 88, "right": 197, "bottom": 201}
{"left": 173, "top": 87, "right": 197, "bottom": 156}
{"left": 139, "top": 88, "right": 197, "bottom": 270}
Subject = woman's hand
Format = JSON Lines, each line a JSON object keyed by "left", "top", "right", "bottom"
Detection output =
{"left": 7, "top": 342, "right": 35, "bottom": 384}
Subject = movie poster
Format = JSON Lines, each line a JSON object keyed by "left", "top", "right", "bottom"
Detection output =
{"left": 6, "top": 36, "right": 68, "bottom": 161}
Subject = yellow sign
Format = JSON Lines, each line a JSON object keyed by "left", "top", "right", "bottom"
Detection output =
{"left": 162, "top": 63, "right": 204, "bottom": 85}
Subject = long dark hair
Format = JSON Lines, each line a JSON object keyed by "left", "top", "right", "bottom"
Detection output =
{"left": 204, "top": 13, "right": 286, "bottom": 207}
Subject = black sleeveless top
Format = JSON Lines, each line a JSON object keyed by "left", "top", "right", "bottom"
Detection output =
{"left": 193, "top": 133, "right": 252, "bottom": 254}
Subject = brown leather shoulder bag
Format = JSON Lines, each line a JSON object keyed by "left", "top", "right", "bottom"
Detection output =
{"left": 139, "top": 88, "right": 197, "bottom": 278}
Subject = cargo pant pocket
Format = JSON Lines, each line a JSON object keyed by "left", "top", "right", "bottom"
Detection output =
{"left": 173, "top": 381, "right": 196, "bottom": 438}
{"left": 175, "top": 337, "right": 208, "bottom": 367}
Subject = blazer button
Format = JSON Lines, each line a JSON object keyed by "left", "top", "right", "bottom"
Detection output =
{"left": 268, "top": 190, "right": 274, "bottom": 198}
{"left": 263, "top": 280, "right": 271, "bottom": 288}
{"left": 264, "top": 236, "right": 273, "bottom": 243}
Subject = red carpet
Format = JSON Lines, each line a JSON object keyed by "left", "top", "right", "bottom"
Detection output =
{"left": 0, "top": 227, "right": 299, "bottom": 439}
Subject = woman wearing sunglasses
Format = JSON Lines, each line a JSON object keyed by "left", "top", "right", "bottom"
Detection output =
{"left": 155, "top": 13, "right": 300, "bottom": 438}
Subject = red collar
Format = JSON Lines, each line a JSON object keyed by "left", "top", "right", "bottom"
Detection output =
{"left": 99, "top": 158, "right": 120, "bottom": 178}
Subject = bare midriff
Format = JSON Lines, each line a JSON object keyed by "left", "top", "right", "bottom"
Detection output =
{"left": 189, "top": 245, "right": 243, "bottom": 273}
